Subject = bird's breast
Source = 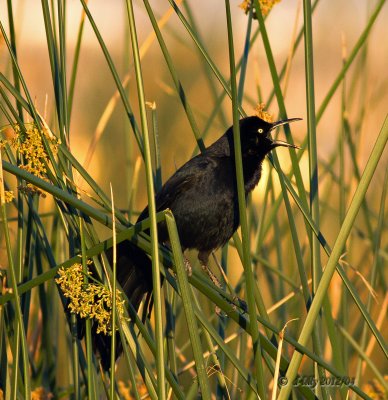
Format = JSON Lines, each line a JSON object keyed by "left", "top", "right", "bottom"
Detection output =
{"left": 162, "top": 156, "right": 262, "bottom": 253}
{"left": 170, "top": 162, "right": 239, "bottom": 252}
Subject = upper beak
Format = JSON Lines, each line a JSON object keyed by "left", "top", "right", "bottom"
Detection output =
{"left": 270, "top": 117, "right": 302, "bottom": 149}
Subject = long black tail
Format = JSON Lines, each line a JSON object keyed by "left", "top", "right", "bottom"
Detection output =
{"left": 94, "top": 240, "right": 153, "bottom": 370}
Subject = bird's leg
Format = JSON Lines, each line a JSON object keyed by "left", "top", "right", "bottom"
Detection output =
{"left": 165, "top": 241, "right": 192, "bottom": 277}
{"left": 183, "top": 257, "right": 193, "bottom": 277}
{"left": 198, "top": 251, "right": 222, "bottom": 289}
{"left": 198, "top": 251, "right": 224, "bottom": 316}
{"left": 211, "top": 253, "right": 247, "bottom": 313}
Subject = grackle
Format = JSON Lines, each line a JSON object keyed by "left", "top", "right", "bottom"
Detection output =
{"left": 95, "top": 115, "right": 301, "bottom": 369}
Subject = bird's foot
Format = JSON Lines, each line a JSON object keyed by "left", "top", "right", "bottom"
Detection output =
{"left": 200, "top": 261, "right": 246, "bottom": 315}
{"left": 215, "top": 306, "right": 224, "bottom": 317}
{"left": 201, "top": 264, "right": 222, "bottom": 288}
{"left": 184, "top": 257, "right": 193, "bottom": 277}
{"left": 201, "top": 264, "right": 225, "bottom": 314}
{"left": 220, "top": 295, "right": 246, "bottom": 313}
{"left": 231, "top": 295, "right": 248, "bottom": 313}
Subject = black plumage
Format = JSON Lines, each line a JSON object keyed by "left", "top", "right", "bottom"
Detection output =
{"left": 137, "top": 116, "right": 300, "bottom": 266}
{"left": 96, "top": 115, "right": 300, "bottom": 369}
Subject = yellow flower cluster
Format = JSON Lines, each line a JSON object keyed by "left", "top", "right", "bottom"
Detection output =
{"left": 254, "top": 103, "right": 274, "bottom": 123}
{"left": 56, "top": 263, "right": 127, "bottom": 335}
{"left": 1, "top": 190, "right": 14, "bottom": 203}
{"left": 0, "top": 138, "right": 14, "bottom": 202}
{"left": 239, "top": 0, "right": 281, "bottom": 17}
{"left": 10, "top": 124, "right": 60, "bottom": 196}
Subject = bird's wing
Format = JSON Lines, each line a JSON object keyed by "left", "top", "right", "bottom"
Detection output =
{"left": 137, "top": 155, "right": 213, "bottom": 222}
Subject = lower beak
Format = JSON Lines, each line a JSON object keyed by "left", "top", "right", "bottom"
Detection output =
{"left": 271, "top": 140, "right": 300, "bottom": 149}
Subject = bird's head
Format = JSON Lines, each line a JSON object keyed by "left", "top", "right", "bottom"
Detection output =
{"left": 239, "top": 116, "right": 302, "bottom": 157}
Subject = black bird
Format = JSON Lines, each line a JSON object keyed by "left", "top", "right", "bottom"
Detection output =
{"left": 96, "top": 115, "right": 301, "bottom": 368}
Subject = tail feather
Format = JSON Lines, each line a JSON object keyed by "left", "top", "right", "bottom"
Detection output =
{"left": 94, "top": 240, "right": 153, "bottom": 370}
{"left": 114, "top": 241, "right": 153, "bottom": 311}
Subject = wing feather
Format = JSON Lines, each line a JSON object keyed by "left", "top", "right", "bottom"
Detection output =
{"left": 137, "top": 155, "right": 212, "bottom": 222}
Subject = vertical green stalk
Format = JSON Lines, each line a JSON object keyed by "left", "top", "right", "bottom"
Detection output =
{"left": 237, "top": 8, "right": 253, "bottom": 105}
{"left": 80, "top": 219, "right": 96, "bottom": 400}
{"left": 270, "top": 177, "right": 285, "bottom": 318}
{"left": 302, "top": 0, "right": 321, "bottom": 290}
{"left": 339, "top": 48, "right": 348, "bottom": 370}
{"left": 68, "top": 6, "right": 86, "bottom": 117}
{"left": 0, "top": 152, "right": 30, "bottom": 399}
{"left": 164, "top": 284, "right": 178, "bottom": 392}
{"left": 124, "top": 18, "right": 133, "bottom": 212}
{"left": 217, "top": 245, "right": 228, "bottom": 400}
{"left": 224, "top": 1, "right": 265, "bottom": 398}
{"left": 41, "top": 0, "right": 65, "bottom": 142}
{"left": 148, "top": 102, "right": 162, "bottom": 190}
{"left": 70, "top": 313, "right": 80, "bottom": 400}
{"left": 109, "top": 184, "right": 117, "bottom": 399}
{"left": 125, "top": 1, "right": 165, "bottom": 398}
{"left": 165, "top": 212, "right": 211, "bottom": 400}
{"left": 5, "top": 4, "right": 27, "bottom": 397}
{"left": 6, "top": 0, "right": 23, "bottom": 119}
{"left": 278, "top": 115, "right": 388, "bottom": 400}
{"left": 273, "top": 162, "right": 311, "bottom": 308}
{"left": 57, "top": 0, "right": 69, "bottom": 134}
{"left": 353, "top": 169, "right": 388, "bottom": 392}
{"left": 302, "top": 1, "right": 328, "bottom": 397}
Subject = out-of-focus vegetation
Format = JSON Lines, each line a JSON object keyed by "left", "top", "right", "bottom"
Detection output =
{"left": 0, "top": 0, "right": 387, "bottom": 399}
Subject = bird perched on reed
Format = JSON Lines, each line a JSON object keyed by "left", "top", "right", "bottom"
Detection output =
{"left": 95, "top": 115, "right": 301, "bottom": 369}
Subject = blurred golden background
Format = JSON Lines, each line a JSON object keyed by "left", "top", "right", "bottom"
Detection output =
{"left": 3, "top": 0, "right": 386, "bottom": 287}
{"left": 0, "top": 1, "right": 387, "bottom": 394}
{"left": 1, "top": 0, "right": 387, "bottom": 210}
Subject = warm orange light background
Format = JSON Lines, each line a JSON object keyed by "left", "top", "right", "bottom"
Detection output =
{"left": 1, "top": 1, "right": 387, "bottom": 211}
{"left": 1, "top": 0, "right": 387, "bottom": 389}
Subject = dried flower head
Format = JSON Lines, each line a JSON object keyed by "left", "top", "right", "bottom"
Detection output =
{"left": 56, "top": 263, "right": 127, "bottom": 335}
{"left": 239, "top": 0, "right": 281, "bottom": 18}
{"left": 254, "top": 103, "right": 274, "bottom": 123}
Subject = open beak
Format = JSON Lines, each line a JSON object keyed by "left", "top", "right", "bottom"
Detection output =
{"left": 270, "top": 117, "right": 302, "bottom": 149}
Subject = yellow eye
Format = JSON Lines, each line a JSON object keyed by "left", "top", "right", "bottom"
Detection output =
{"left": 258, "top": 128, "right": 264, "bottom": 134}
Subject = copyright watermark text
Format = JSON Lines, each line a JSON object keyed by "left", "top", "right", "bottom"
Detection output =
{"left": 278, "top": 375, "right": 355, "bottom": 389}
